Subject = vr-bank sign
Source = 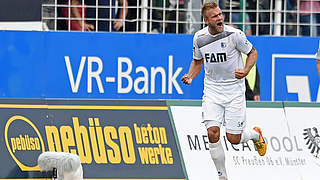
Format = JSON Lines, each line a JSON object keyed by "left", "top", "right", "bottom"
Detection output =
{"left": 272, "top": 53, "right": 320, "bottom": 102}
{"left": 64, "top": 55, "right": 184, "bottom": 95}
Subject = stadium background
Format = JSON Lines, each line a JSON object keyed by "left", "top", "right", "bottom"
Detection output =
{"left": 0, "top": 0, "right": 320, "bottom": 180}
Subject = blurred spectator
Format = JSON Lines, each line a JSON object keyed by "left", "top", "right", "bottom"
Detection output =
{"left": 116, "top": 0, "right": 137, "bottom": 31}
{"left": 184, "top": 0, "right": 202, "bottom": 34}
{"left": 285, "top": 0, "right": 297, "bottom": 36}
{"left": 42, "top": 0, "right": 55, "bottom": 30}
{"left": 113, "top": 0, "right": 128, "bottom": 31}
{"left": 60, "top": 0, "right": 127, "bottom": 32}
{"left": 166, "top": 0, "right": 185, "bottom": 33}
{"left": 242, "top": 53, "right": 260, "bottom": 101}
{"left": 245, "top": 67, "right": 260, "bottom": 101}
{"left": 57, "top": 0, "right": 69, "bottom": 30}
{"left": 299, "top": 0, "right": 320, "bottom": 36}
{"left": 61, "top": 0, "right": 94, "bottom": 31}
{"left": 150, "top": 9, "right": 163, "bottom": 33}
{"left": 247, "top": 0, "right": 271, "bottom": 35}
{"left": 228, "top": 13, "right": 252, "bottom": 35}
{"left": 221, "top": 0, "right": 252, "bottom": 35}
{"left": 120, "top": 0, "right": 161, "bottom": 32}
{"left": 85, "top": 0, "right": 117, "bottom": 31}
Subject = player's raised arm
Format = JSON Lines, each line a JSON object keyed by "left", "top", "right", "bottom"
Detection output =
{"left": 182, "top": 23, "right": 204, "bottom": 85}
{"left": 317, "top": 60, "right": 320, "bottom": 77}
{"left": 181, "top": 59, "right": 204, "bottom": 84}
{"left": 316, "top": 42, "right": 320, "bottom": 77}
{"left": 235, "top": 30, "right": 258, "bottom": 79}
{"left": 243, "top": 47, "right": 258, "bottom": 75}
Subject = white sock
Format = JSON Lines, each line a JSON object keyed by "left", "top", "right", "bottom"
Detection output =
{"left": 240, "top": 129, "right": 259, "bottom": 143}
{"left": 209, "top": 140, "right": 227, "bottom": 179}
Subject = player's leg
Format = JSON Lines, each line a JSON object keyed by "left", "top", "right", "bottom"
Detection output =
{"left": 202, "top": 98, "right": 228, "bottom": 180}
{"left": 206, "top": 124, "right": 227, "bottom": 180}
{"left": 224, "top": 93, "right": 267, "bottom": 156}
{"left": 226, "top": 127, "right": 267, "bottom": 156}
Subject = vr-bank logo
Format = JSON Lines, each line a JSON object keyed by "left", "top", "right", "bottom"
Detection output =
{"left": 4, "top": 115, "right": 45, "bottom": 171}
{"left": 272, "top": 53, "right": 318, "bottom": 102}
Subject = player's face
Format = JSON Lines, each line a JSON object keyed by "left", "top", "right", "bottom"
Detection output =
{"left": 204, "top": 7, "right": 224, "bottom": 34}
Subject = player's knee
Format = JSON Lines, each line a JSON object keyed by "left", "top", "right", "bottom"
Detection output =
{"left": 207, "top": 127, "right": 220, "bottom": 143}
{"left": 226, "top": 133, "right": 241, "bottom": 144}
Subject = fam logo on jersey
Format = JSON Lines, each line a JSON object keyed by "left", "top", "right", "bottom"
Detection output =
{"left": 4, "top": 115, "right": 45, "bottom": 171}
{"left": 204, "top": 52, "right": 227, "bottom": 63}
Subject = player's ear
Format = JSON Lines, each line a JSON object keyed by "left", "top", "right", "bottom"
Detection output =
{"left": 202, "top": 11, "right": 208, "bottom": 24}
{"left": 203, "top": 16, "right": 209, "bottom": 25}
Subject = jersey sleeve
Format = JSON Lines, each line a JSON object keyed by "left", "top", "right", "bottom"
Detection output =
{"left": 234, "top": 30, "right": 253, "bottom": 55}
{"left": 193, "top": 34, "right": 203, "bottom": 60}
{"left": 316, "top": 47, "right": 320, "bottom": 60}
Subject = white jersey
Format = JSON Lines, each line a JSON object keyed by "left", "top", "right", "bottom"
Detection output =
{"left": 193, "top": 25, "right": 252, "bottom": 93}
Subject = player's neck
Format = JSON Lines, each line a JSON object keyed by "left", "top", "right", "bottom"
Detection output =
{"left": 208, "top": 27, "right": 223, "bottom": 36}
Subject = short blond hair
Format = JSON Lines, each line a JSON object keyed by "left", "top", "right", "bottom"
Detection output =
{"left": 202, "top": 1, "right": 219, "bottom": 19}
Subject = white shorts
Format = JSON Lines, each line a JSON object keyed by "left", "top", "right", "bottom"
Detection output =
{"left": 202, "top": 84, "right": 246, "bottom": 134}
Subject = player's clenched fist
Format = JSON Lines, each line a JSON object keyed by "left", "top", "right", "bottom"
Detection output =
{"left": 235, "top": 69, "right": 248, "bottom": 79}
{"left": 181, "top": 74, "right": 193, "bottom": 84}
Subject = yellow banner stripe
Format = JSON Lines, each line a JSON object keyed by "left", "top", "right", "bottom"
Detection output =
{"left": 0, "top": 104, "right": 168, "bottom": 110}
{"left": 0, "top": 104, "right": 47, "bottom": 109}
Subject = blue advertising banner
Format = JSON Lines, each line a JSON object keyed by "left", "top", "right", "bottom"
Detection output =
{"left": 250, "top": 36, "right": 320, "bottom": 102}
{"left": 0, "top": 99, "right": 186, "bottom": 179}
{"left": 0, "top": 31, "right": 320, "bottom": 101}
{"left": 0, "top": 31, "right": 204, "bottom": 100}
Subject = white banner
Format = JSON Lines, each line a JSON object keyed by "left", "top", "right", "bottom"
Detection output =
{"left": 284, "top": 107, "right": 320, "bottom": 180}
{"left": 170, "top": 105, "right": 318, "bottom": 180}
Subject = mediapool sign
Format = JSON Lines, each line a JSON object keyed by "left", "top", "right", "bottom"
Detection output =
{"left": 0, "top": 31, "right": 320, "bottom": 101}
{"left": 168, "top": 101, "right": 320, "bottom": 180}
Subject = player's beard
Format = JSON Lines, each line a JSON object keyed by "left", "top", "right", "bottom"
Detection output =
{"left": 208, "top": 22, "right": 224, "bottom": 35}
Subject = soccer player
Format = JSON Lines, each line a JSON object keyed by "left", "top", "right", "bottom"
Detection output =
{"left": 317, "top": 59, "right": 320, "bottom": 77}
{"left": 316, "top": 43, "right": 320, "bottom": 77}
{"left": 181, "top": 2, "right": 267, "bottom": 180}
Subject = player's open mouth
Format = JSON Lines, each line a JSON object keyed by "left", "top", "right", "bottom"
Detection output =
{"left": 217, "top": 22, "right": 223, "bottom": 27}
